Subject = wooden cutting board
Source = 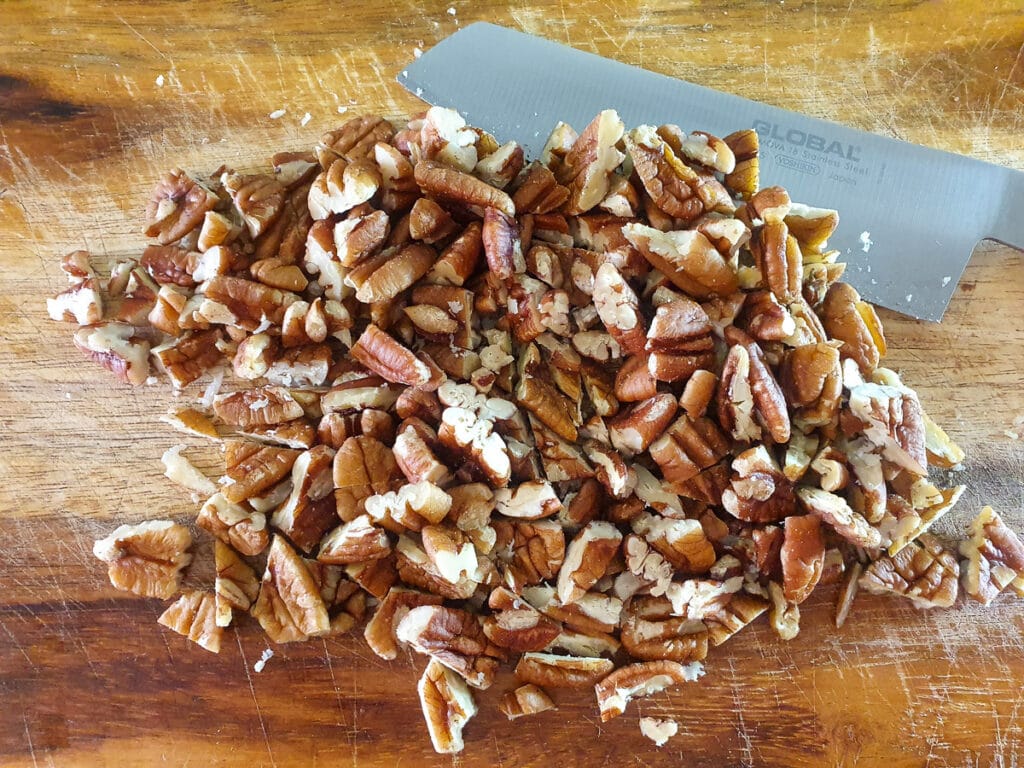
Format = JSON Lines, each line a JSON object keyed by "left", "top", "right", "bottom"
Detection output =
{"left": 1, "top": 1, "right": 1022, "bottom": 765}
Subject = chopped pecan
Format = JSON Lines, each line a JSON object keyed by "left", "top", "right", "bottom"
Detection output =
{"left": 270, "top": 446, "right": 337, "bottom": 552}
{"left": 750, "top": 220, "right": 801, "bottom": 303}
{"left": 768, "top": 581, "right": 800, "bottom": 640}
{"left": 834, "top": 561, "right": 862, "bottom": 628}
{"left": 319, "top": 115, "right": 394, "bottom": 164}
{"left": 649, "top": 414, "right": 731, "bottom": 489}
{"left": 157, "top": 591, "right": 222, "bottom": 653}
{"left": 718, "top": 330, "right": 790, "bottom": 444}
{"left": 414, "top": 159, "right": 514, "bottom": 216}
{"left": 515, "top": 652, "right": 614, "bottom": 689}
{"left": 73, "top": 322, "right": 151, "bottom": 385}
{"left": 494, "top": 481, "right": 562, "bottom": 520}
{"left": 213, "top": 540, "right": 259, "bottom": 627}
{"left": 848, "top": 382, "right": 927, "bottom": 476}
{"left": 152, "top": 329, "right": 222, "bottom": 388}
{"left": 608, "top": 394, "right": 678, "bottom": 456}
{"left": 722, "top": 445, "right": 795, "bottom": 523}
{"left": 364, "top": 587, "right": 444, "bottom": 660}
{"left": 797, "top": 487, "right": 882, "bottom": 549}
{"left": 426, "top": 221, "right": 483, "bottom": 285}
{"left": 351, "top": 324, "right": 444, "bottom": 389}
{"left": 396, "top": 605, "right": 499, "bottom": 689}
{"left": 438, "top": 406, "right": 511, "bottom": 488}
{"left": 614, "top": 354, "right": 658, "bottom": 402}
{"left": 221, "top": 172, "right": 285, "bottom": 239}
{"left": 781, "top": 515, "right": 825, "bottom": 604}
{"left": 557, "top": 109, "right": 626, "bottom": 214}
{"left": 144, "top": 168, "right": 219, "bottom": 244}
{"left": 645, "top": 299, "right": 714, "bottom": 382}
{"left": 620, "top": 595, "right": 709, "bottom": 663}
{"left": 250, "top": 257, "right": 308, "bottom": 292}
{"left": 222, "top": 438, "right": 301, "bottom": 506}
{"left": 395, "top": 534, "right": 480, "bottom": 600}
{"left": 499, "top": 684, "right": 556, "bottom": 720}
{"left": 214, "top": 387, "right": 304, "bottom": 429}
{"left": 512, "top": 162, "right": 570, "bottom": 214}
{"left": 959, "top": 506, "right": 1024, "bottom": 606}
{"left": 319, "top": 514, "right": 391, "bottom": 564}
{"left": 483, "top": 589, "right": 561, "bottom": 652}
{"left": 592, "top": 262, "right": 645, "bottom": 355}
{"left": 820, "top": 282, "right": 886, "bottom": 375}
{"left": 418, "top": 658, "right": 478, "bottom": 755}
{"left": 678, "top": 369, "right": 718, "bottom": 419}
{"left": 499, "top": 520, "right": 565, "bottom": 587}
{"left": 93, "top": 520, "right": 192, "bottom": 599}
{"left": 393, "top": 420, "right": 451, "bottom": 486}
{"left": 366, "top": 481, "right": 452, "bottom": 533}
{"left": 625, "top": 125, "right": 703, "bottom": 221}
{"left": 251, "top": 535, "right": 330, "bottom": 642}
{"left": 308, "top": 158, "right": 381, "bottom": 218}
{"left": 623, "top": 223, "right": 738, "bottom": 298}
{"left": 595, "top": 660, "right": 704, "bottom": 721}
{"left": 47, "top": 277, "right": 103, "bottom": 325}
{"left": 583, "top": 441, "right": 637, "bottom": 499}
{"left": 557, "top": 521, "right": 623, "bottom": 605}
{"left": 632, "top": 512, "right": 715, "bottom": 575}
{"left": 333, "top": 435, "right": 403, "bottom": 521}
{"left": 196, "top": 489, "right": 268, "bottom": 558}
{"left": 861, "top": 534, "right": 960, "bottom": 608}
{"left": 353, "top": 243, "right": 436, "bottom": 304}
{"left": 780, "top": 343, "right": 842, "bottom": 430}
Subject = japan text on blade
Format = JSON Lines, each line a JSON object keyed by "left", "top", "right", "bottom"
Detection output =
{"left": 400, "top": 22, "right": 1024, "bottom": 321}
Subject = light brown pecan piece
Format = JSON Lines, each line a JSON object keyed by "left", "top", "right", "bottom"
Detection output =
{"left": 269, "top": 446, "right": 337, "bottom": 552}
{"left": 780, "top": 342, "right": 842, "bottom": 430}
{"left": 418, "top": 658, "right": 478, "bottom": 755}
{"left": 354, "top": 243, "right": 436, "bottom": 304}
{"left": 959, "top": 506, "right": 1024, "bottom": 606}
{"left": 157, "top": 591, "right": 222, "bottom": 653}
{"left": 718, "top": 330, "right": 791, "bottom": 444}
{"left": 499, "top": 519, "right": 566, "bottom": 587}
{"left": 484, "top": 588, "right": 561, "bottom": 652}
{"left": 512, "top": 162, "right": 570, "bottom": 214}
{"left": 557, "top": 110, "right": 626, "bottom": 214}
{"left": 625, "top": 125, "right": 702, "bottom": 221}
{"left": 73, "top": 322, "right": 151, "bottom": 385}
{"left": 438, "top": 407, "right": 512, "bottom": 488}
{"left": 318, "top": 115, "right": 394, "bottom": 164}
{"left": 820, "top": 282, "right": 886, "bottom": 375}
{"left": 364, "top": 587, "right": 444, "bottom": 660}
{"left": 515, "top": 652, "right": 614, "bottom": 689}
{"left": 722, "top": 445, "right": 795, "bottom": 524}
{"left": 848, "top": 382, "right": 927, "bottom": 476}
{"left": 47, "top": 276, "right": 104, "bottom": 325}
{"left": 414, "top": 159, "right": 514, "bottom": 216}
{"left": 425, "top": 221, "right": 483, "bottom": 285}
{"left": 214, "top": 387, "right": 304, "bottom": 430}
{"left": 797, "top": 487, "right": 882, "bottom": 549}
{"left": 645, "top": 299, "right": 715, "bottom": 383}
{"left": 614, "top": 354, "right": 658, "bottom": 402}
{"left": 250, "top": 535, "right": 330, "bottom": 642}
{"left": 621, "top": 595, "right": 709, "bottom": 663}
{"left": 221, "top": 172, "right": 285, "bottom": 239}
{"left": 222, "top": 439, "right": 300, "bottom": 504}
{"left": 144, "top": 168, "right": 219, "bottom": 244}
{"left": 592, "top": 262, "right": 645, "bottom": 355}
{"left": 582, "top": 441, "right": 637, "bottom": 499}
{"left": 768, "top": 581, "right": 801, "bottom": 640}
{"left": 499, "top": 684, "right": 556, "bottom": 720}
{"left": 93, "top": 520, "right": 192, "bottom": 599}
{"left": 197, "top": 491, "right": 270, "bottom": 556}
{"left": 625, "top": 224, "right": 738, "bottom": 299}
{"left": 345, "top": 555, "right": 398, "bottom": 599}
{"left": 557, "top": 521, "right": 623, "bottom": 605}
{"left": 649, "top": 414, "right": 731, "bottom": 489}
{"left": 250, "top": 256, "right": 308, "bottom": 292}
{"left": 308, "top": 157, "right": 381, "bottom": 219}
{"left": 781, "top": 515, "right": 825, "bottom": 604}
{"left": 151, "top": 329, "right": 222, "bottom": 388}
{"left": 632, "top": 512, "right": 715, "bottom": 575}
{"left": 141, "top": 244, "right": 199, "bottom": 288}
{"left": 606, "top": 394, "right": 677, "bottom": 459}
{"left": 395, "top": 534, "right": 480, "bottom": 600}
{"left": 595, "top": 660, "right": 705, "bottom": 721}
{"left": 861, "top": 533, "right": 960, "bottom": 609}
{"left": 750, "top": 220, "right": 802, "bottom": 303}
{"left": 884, "top": 485, "right": 965, "bottom": 557}
{"left": 474, "top": 140, "right": 524, "bottom": 189}
{"left": 494, "top": 481, "right": 562, "bottom": 520}
{"left": 366, "top": 482, "right": 453, "bottom": 534}
{"left": 679, "top": 369, "right": 718, "bottom": 419}
{"left": 703, "top": 592, "right": 769, "bottom": 647}
{"left": 396, "top": 605, "right": 500, "bottom": 689}
{"left": 351, "top": 324, "right": 444, "bottom": 389}
{"left": 319, "top": 514, "right": 391, "bottom": 564}
{"left": 212, "top": 540, "right": 259, "bottom": 629}
{"left": 721, "top": 129, "right": 758, "bottom": 198}
{"left": 333, "top": 435, "right": 403, "bottom": 521}
{"left": 736, "top": 290, "right": 795, "bottom": 343}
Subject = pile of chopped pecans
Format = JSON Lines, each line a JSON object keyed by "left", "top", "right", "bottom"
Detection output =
{"left": 51, "top": 107, "right": 1024, "bottom": 753}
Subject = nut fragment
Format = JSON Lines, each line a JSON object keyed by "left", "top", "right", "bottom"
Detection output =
{"left": 144, "top": 168, "right": 219, "bottom": 244}
{"left": 418, "top": 658, "right": 478, "bottom": 755}
{"left": 515, "top": 652, "right": 614, "bottom": 689}
{"left": 848, "top": 382, "right": 927, "bottom": 476}
{"left": 319, "top": 514, "right": 391, "bottom": 564}
{"left": 93, "top": 520, "right": 192, "bottom": 599}
{"left": 861, "top": 534, "right": 960, "bottom": 609}
{"left": 396, "top": 605, "right": 499, "bottom": 689}
{"left": 623, "top": 223, "right": 738, "bottom": 298}
{"left": 558, "top": 110, "right": 626, "bottom": 214}
{"left": 499, "top": 684, "right": 556, "bottom": 720}
{"left": 820, "top": 282, "right": 886, "bottom": 375}
{"left": 958, "top": 506, "right": 1024, "bottom": 606}
{"left": 73, "top": 323, "right": 151, "bottom": 386}
{"left": 781, "top": 515, "right": 825, "bottom": 604}
{"left": 157, "top": 591, "right": 222, "bottom": 653}
{"left": 557, "top": 521, "right": 623, "bottom": 605}
{"left": 250, "top": 535, "right": 330, "bottom": 642}
{"left": 645, "top": 299, "right": 715, "bottom": 383}
{"left": 797, "top": 487, "right": 882, "bottom": 550}
{"left": 213, "top": 540, "right": 259, "bottom": 628}
{"left": 414, "top": 159, "right": 514, "bottom": 216}
{"left": 351, "top": 324, "right": 444, "bottom": 389}
{"left": 722, "top": 445, "right": 795, "bottom": 524}
{"left": 594, "top": 660, "right": 704, "bottom": 721}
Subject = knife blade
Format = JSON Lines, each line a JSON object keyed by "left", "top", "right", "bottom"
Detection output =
{"left": 398, "top": 22, "right": 1024, "bottom": 321}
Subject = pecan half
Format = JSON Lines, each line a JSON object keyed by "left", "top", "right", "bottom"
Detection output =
{"left": 157, "top": 591, "right": 222, "bottom": 653}
{"left": 250, "top": 536, "right": 330, "bottom": 642}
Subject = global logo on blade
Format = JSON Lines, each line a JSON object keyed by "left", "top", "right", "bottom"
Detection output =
{"left": 752, "top": 120, "right": 861, "bottom": 162}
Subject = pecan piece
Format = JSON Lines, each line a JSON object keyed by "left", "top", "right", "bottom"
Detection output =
{"left": 632, "top": 512, "right": 715, "bottom": 574}
{"left": 781, "top": 515, "right": 825, "bottom": 604}
{"left": 861, "top": 534, "right": 960, "bottom": 609}
{"left": 718, "top": 330, "right": 791, "bottom": 444}
{"left": 250, "top": 535, "right": 330, "bottom": 642}
{"left": 438, "top": 407, "right": 512, "bottom": 488}
{"left": 484, "top": 589, "right": 561, "bottom": 652}
{"left": 780, "top": 343, "right": 842, "bottom": 430}
{"left": 557, "top": 110, "right": 626, "bottom": 214}
{"left": 959, "top": 506, "right": 1024, "bottom": 606}
{"left": 364, "top": 587, "right": 444, "bottom": 660}
{"left": 351, "top": 324, "right": 444, "bottom": 389}
{"left": 493, "top": 481, "right": 562, "bottom": 520}
{"left": 557, "top": 521, "right": 623, "bottom": 605}
{"left": 615, "top": 354, "right": 658, "bottom": 402}
{"left": 645, "top": 299, "right": 715, "bottom": 383}
{"left": 649, "top": 414, "right": 731, "bottom": 489}
{"left": 750, "top": 220, "right": 802, "bottom": 303}
{"left": 848, "top": 382, "right": 927, "bottom": 476}
{"left": 623, "top": 223, "right": 738, "bottom": 298}
{"left": 144, "top": 168, "right": 219, "bottom": 244}
{"left": 515, "top": 652, "right": 614, "bottom": 689}
{"left": 222, "top": 440, "right": 301, "bottom": 506}
{"left": 512, "top": 162, "right": 570, "bottom": 214}
{"left": 270, "top": 446, "right": 337, "bottom": 552}
{"left": 366, "top": 481, "right": 453, "bottom": 533}
{"left": 499, "top": 684, "right": 556, "bottom": 720}
{"left": 319, "top": 514, "right": 391, "bottom": 564}
{"left": 427, "top": 221, "right": 483, "bottom": 285}
{"left": 722, "top": 446, "right": 795, "bottom": 524}
{"left": 214, "top": 387, "right": 304, "bottom": 429}
{"left": 608, "top": 394, "right": 678, "bottom": 457}
{"left": 213, "top": 540, "right": 259, "bottom": 628}
{"left": 197, "top": 491, "right": 270, "bottom": 556}
{"left": 93, "top": 520, "right": 192, "bottom": 599}
{"left": 418, "top": 658, "right": 478, "bottom": 755}
{"left": 620, "top": 595, "right": 709, "bottom": 663}
{"left": 354, "top": 243, "right": 436, "bottom": 304}
{"left": 333, "top": 435, "right": 402, "bottom": 521}
{"left": 47, "top": 277, "right": 103, "bottom": 325}
{"left": 222, "top": 172, "right": 285, "bottom": 238}
{"left": 592, "top": 262, "right": 645, "bottom": 355}
{"left": 482, "top": 207, "right": 524, "bottom": 280}
{"left": 151, "top": 329, "right": 222, "bottom": 388}
{"left": 595, "top": 660, "right": 705, "bottom": 721}
{"left": 797, "top": 487, "right": 882, "bottom": 550}
{"left": 625, "top": 125, "right": 702, "bottom": 221}
{"left": 73, "top": 323, "right": 151, "bottom": 385}
{"left": 157, "top": 591, "right": 222, "bottom": 653}
{"left": 396, "top": 605, "right": 500, "bottom": 689}
{"left": 820, "top": 282, "right": 886, "bottom": 375}
{"left": 414, "top": 159, "right": 514, "bottom": 216}
{"left": 308, "top": 158, "right": 381, "bottom": 218}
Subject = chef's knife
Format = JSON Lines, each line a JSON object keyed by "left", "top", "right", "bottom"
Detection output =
{"left": 398, "top": 22, "right": 1024, "bottom": 322}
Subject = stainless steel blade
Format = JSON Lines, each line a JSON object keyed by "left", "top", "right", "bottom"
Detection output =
{"left": 399, "top": 22, "right": 1024, "bottom": 322}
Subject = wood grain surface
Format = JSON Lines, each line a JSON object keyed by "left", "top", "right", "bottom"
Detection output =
{"left": 2, "top": 1, "right": 1023, "bottom": 766}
